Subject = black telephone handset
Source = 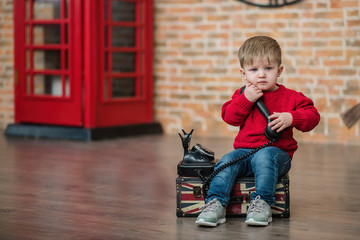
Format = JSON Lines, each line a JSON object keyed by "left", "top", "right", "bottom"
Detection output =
{"left": 240, "top": 86, "right": 281, "bottom": 141}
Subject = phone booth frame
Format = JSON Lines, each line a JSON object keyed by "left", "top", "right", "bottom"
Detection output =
{"left": 6, "top": 0, "right": 162, "bottom": 140}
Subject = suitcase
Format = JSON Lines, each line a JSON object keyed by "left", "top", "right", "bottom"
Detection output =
{"left": 176, "top": 175, "right": 290, "bottom": 218}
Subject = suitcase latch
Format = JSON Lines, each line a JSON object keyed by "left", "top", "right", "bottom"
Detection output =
{"left": 193, "top": 186, "right": 202, "bottom": 198}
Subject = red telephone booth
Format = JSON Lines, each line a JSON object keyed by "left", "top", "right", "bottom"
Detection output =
{"left": 7, "top": 0, "right": 161, "bottom": 140}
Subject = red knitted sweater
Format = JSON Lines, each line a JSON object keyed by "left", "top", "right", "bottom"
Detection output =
{"left": 222, "top": 84, "right": 320, "bottom": 158}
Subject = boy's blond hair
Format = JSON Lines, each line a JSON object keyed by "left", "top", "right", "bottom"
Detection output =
{"left": 238, "top": 36, "right": 282, "bottom": 68}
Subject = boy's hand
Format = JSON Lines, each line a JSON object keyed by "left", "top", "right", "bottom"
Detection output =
{"left": 268, "top": 112, "right": 293, "bottom": 132}
{"left": 244, "top": 83, "right": 263, "bottom": 102}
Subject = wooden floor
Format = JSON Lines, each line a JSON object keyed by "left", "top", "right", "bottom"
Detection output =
{"left": 0, "top": 132, "right": 360, "bottom": 240}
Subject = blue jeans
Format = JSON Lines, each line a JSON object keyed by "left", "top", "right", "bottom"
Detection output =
{"left": 206, "top": 146, "right": 291, "bottom": 206}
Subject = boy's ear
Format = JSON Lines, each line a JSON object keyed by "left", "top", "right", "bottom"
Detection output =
{"left": 278, "top": 65, "right": 284, "bottom": 77}
{"left": 240, "top": 68, "right": 245, "bottom": 77}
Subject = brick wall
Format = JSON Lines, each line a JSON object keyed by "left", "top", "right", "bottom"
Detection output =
{"left": 153, "top": 0, "right": 360, "bottom": 144}
{"left": 0, "top": 0, "right": 359, "bottom": 144}
{"left": 0, "top": 0, "right": 14, "bottom": 130}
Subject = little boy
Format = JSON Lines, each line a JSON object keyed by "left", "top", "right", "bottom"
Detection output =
{"left": 196, "top": 36, "right": 320, "bottom": 227}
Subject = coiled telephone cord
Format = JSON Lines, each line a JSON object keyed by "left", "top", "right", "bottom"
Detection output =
{"left": 196, "top": 138, "right": 276, "bottom": 199}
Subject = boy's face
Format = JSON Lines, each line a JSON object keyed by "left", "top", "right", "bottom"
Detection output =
{"left": 240, "top": 57, "right": 283, "bottom": 91}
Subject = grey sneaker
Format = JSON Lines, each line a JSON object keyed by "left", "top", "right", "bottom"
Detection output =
{"left": 195, "top": 198, "right": 226, "bottom": 227}
{"left": 245, "top": 196, "right": 272, "bottom": 226}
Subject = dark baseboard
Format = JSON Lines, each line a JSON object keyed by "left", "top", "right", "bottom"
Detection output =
{"left": 4, "top": 123, "right": 163, "bottom": 141}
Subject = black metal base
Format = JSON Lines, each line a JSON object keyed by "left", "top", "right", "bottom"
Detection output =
{"left": 4, "top": 123, "right": 163, "bottom": 141}
{"left": 177, "top": 161, "right": 215, "bottom": 177}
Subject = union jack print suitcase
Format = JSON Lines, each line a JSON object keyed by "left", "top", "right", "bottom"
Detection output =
{"left": 176, "top": 175, "right": 289, "bottom": 218}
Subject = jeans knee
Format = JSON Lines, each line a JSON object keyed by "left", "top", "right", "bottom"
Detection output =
{"left": 279, "top": 158, "right": 291, "bottom": 176}
{"left": 251, "top": 147, "right": 291, "bottom": 176}
{"left": 252, "top": 152, "right": 276, "bottom": 169}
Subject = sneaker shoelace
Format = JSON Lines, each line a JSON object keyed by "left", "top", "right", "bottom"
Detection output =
{"left": 248, "top": 196, "right": 263, "bottom": 213}
{"left": 200, "top": 198, "right": 221, "bottom": 213}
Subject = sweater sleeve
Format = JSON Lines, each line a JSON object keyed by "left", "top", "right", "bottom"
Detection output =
{"left": 221, "top": 89, "right": 254, "bottom": 126}
{"left": 289, "top": 92, "right": 320, "bottom": 132}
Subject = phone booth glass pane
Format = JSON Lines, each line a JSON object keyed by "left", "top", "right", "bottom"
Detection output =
{"left": 33, "top": 74, "right": 62, "bottom": 96}
{"left": 33, "top": 50, "right": 62, "bottom": 70}
{"left": 112, "top": 52, "right": 135, "bottom": 72}
{"left": 33, "top": 0, "right": 61, "bottom": 19}
{"left": 112, "top": 78, "right": 135, "bottom": 98}
{"left": 111, "top": 1, "right": 135, "bottom": 22}
{"left": 112, "top": 27, "right": 135, "bottom": 47}
{"left": 25, "top": 25, "right": 30, "bottom": 44}
{"left": 33, "top": 24, "right": 61, "bottom": 44}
